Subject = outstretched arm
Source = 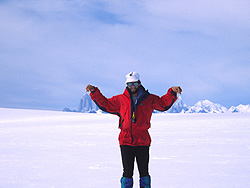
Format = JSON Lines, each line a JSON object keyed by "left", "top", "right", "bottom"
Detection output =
{"left": 152, "top": 86, "right": 182, "bottom": 112}
{"left": 86, "top": 84, "right": 120, "bottom": 115}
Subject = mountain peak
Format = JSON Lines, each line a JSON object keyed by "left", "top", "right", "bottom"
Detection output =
{"left": 167, "top": 95, "right": 189, "bottom": 113}
{"left": 77, "top": 93, "right": 99, "bottom": 113}
{"left": 229, "top": 104, "right": 250, "bottom": 113}
{"left": 186, "top": 100, "right": 229, "bottom": 113}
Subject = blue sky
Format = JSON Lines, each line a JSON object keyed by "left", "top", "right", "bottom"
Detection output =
{"left": 1, "top": 0, "right": 250, "bottom": 111}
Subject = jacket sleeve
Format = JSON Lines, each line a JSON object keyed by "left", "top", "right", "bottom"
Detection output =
{"left": 151, "top": 87, "right": 177, "bottom": 112}
{"left": 90, "top": 87, "right": 121, "bottom": 116}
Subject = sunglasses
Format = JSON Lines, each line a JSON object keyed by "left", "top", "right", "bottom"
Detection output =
{"left": 127, "top": 82, "right": 139, "bottom": 87}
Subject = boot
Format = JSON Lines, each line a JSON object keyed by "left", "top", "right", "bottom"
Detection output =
{"left": 121, "top": 177, "right": 133, "bottom": 188}
{"left": 140, "top": 175, "right": 151, "bottom": 188}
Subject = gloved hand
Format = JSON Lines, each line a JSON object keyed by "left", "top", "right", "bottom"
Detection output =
{"left": 172, "top": 86, "right": 182, "bottom": 94}
{"left": 86, "top": 84, "right": 96, "bottom": 92}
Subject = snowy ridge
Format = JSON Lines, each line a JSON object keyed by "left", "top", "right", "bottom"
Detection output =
{"left": 64, "top": 94, "right": 250, "bottom": 113}
{"left": 229, "top": 104, "right": 250, "bottom": 113}
{"left": 186, "top": 100, "right": 229, "bottom": 113}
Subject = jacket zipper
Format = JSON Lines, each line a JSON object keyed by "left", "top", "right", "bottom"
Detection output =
{"left": 130, "top": 110, "right": 136, "bottom": 144}
{"left": 130, "top": 114, "right": 134, "bottom": 144}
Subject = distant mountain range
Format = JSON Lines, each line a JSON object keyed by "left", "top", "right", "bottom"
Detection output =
{"left": 63, "top": 93, "right": 250, "bottom": 113}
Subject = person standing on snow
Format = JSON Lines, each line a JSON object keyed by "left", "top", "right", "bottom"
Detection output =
{"left": 86, "top": 72, "right": 182, "bottom": 188}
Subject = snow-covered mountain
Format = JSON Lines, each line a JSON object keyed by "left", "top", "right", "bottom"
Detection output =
{"left": 77, "top": 93, "right": 99, "bottom": 113}
{"left": 63, "top": 93, "right": 99, "bottom": 113}
{"left": 168, "top": 95, "right": 189, "bottom": 113}
{"left": 64, "top": 94, "right": 250, "bottom": 113}
{"left": 186, "top": 100, "right": 229, "bottom": 113}
{"left": 229, "top": 104, "right": 250, "bottom": 113}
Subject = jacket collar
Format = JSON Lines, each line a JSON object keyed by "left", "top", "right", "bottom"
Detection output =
{"left": 124, "top": 85, "right": 150, "bottom": 103}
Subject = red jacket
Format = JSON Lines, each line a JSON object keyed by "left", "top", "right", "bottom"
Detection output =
{"left": 90, "top": 85, "right": 177, "bottom": 146}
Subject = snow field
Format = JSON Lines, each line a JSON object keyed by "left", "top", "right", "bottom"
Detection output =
{"left": 150, "top": 114, "right": 250, "bottom": 188}
{"left": 0, "top": 108, "right": 250, "bottom": 188}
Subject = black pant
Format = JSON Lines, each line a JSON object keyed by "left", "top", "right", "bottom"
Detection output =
{"left": 120, "top": 145, "right": 150, "bottom": 178}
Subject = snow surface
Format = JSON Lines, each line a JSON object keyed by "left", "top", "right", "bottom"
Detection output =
{"left": 0, "top": 108, "right": 250, "bottom": 188}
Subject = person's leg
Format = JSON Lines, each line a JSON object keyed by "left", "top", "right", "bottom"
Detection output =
{"left": 135, "top": 146, "right": 151, "bottom": 188}
{"left": 135, "top": 146, "right": 150, "bottom": 177}
{"left": 120, "top": 145, "right": 136, "bottom": 188}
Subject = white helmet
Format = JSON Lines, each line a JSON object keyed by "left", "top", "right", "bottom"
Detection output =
{"left": 125, "top": 71, "right": 140, "bottom": 84}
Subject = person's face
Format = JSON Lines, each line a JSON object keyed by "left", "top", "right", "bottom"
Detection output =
{"left": 127, "top": 81, "right": 140, "bottom": 94}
